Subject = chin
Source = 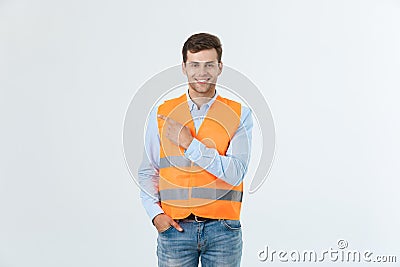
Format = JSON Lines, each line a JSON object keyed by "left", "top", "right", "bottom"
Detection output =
{"left": 189, "top": 83, "right": 212, "bottom": 93}
{"left": 194, "top": 87, "right": 213, "bottom": 94}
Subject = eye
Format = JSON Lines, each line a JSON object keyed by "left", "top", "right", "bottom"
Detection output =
{"left": 190, "top": 63, "right": 200, "bottom": 68}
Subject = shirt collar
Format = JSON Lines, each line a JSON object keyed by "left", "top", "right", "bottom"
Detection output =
{"left": 186, "top": 89, "right": 218, "bottom": 111}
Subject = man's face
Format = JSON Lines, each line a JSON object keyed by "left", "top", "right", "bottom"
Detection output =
{"left": 182, "top": 48, "right": 223, "bottom": 95}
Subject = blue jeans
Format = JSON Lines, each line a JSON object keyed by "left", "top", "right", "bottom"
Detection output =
{"left": 157, "top": 219, "right": 242, "bottom": 267}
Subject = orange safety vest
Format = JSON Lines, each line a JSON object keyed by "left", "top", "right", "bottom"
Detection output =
{"left": 157, "top": 93, "right": 243, "bottom": 220}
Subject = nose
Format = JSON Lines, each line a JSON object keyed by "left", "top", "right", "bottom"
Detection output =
{"left": 198, "top": 65, "right": 208, "bottom": 76}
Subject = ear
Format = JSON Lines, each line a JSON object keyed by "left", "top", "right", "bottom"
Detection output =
{"left": 217, "top": 61, "right": 223, "bottom": 76}
{"left": 182, "top": 62, "right": 187, "bottom": 75}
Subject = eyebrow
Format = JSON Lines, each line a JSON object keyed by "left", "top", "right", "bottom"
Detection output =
{"left": 187, "top": 61, "right": 218, "bottom": 64}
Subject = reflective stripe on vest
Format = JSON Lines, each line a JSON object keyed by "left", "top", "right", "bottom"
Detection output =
{"left": 160, "top": 187, "right": 243, "bottom": 202}
{"left": 159, "top": 156, "right": 199, "bottom": 168}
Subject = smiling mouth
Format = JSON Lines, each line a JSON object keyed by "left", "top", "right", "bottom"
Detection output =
{"left": 195, "top": 78, "right": 211, "bottom": 84}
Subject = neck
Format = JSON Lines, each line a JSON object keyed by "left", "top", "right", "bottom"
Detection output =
{"left": 188, "top": 87, "right": 216, "bottom": 109}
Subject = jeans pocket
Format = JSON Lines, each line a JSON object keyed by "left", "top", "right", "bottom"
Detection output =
{"left": 221, "top": 219, "right": 241, "bottom": 231}
{"left": 158, "top": 225, "right": 174, "bottom": 234}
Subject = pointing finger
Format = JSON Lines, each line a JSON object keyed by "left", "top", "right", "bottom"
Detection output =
{"left": 157, "top": 114, "right": 167, "bottom": 120}
{"left": 158, "top": 114, "right": 179, "bottom": 125}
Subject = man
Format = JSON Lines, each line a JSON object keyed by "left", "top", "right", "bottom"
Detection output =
{"left": 138, "top": 33, "right": 253, "bottom": 267}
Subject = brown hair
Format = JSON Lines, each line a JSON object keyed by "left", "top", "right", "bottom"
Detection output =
{"left": 182, "top": 33, "right": 222, "bottom": 63}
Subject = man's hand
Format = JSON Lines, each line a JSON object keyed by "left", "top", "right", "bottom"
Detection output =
{"left": 153, "top": 213, "right": 183, "bottom": 233}
{"left": 158, "top": 114, "right": 194, "bottom": 149}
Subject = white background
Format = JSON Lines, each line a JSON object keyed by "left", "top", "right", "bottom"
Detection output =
{"left": 1, "top": 0, "right": 399, "bottom": 266}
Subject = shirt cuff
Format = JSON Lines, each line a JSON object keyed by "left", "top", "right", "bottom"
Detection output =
{"left": 147, "top": 203, "right": 165, "bottom": 222}
{"left": 184, "top": 138, "right": 203, "bottom": 162}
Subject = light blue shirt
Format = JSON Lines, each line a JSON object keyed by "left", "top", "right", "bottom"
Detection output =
{"left": 138, "top": 91, "right": 253, "bottom": 221}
